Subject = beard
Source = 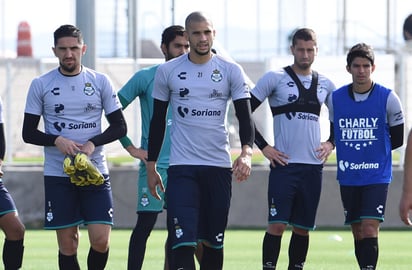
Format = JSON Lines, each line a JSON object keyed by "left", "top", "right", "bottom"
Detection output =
{"left": 59, "top": 62, "right": 77, "bottom": 74}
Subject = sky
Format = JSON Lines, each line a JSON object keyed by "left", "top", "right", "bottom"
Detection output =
{"left": 1, "top": 0, "right": 411, "bottom": 61}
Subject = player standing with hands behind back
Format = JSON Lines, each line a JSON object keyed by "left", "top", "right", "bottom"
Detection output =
{"left": 22, "top": 24, "right": 127, "bottom": 270}
{"left": 329, "top": 43, "right": 404, "bottom": 270}
{"left": 147, "top": 11, "right": 254, "bottom": 270}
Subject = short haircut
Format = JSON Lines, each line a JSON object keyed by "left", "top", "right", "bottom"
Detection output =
{"left": 291, "top": 28, "right": 317, "bottom": 46}
{"left": 185, "top": 11, "right": 213, "bottom": 30}
{"left": 346, "top": 43, "right": 375, "bottom": 66}
{"left": 161, "top": 25, "right": 185, "bottom": 48}
{"left": 403, "top": 14, "right": 412, "bottom": 41}
{"left": 53, "top": 24, "right": 83, "bottom": 46}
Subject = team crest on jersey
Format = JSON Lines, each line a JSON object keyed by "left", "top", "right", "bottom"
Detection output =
{"left": 83, "top": 83, "right": 95, "bottom": 96}
{"left": 211, "top": 69, "right": 222, "bottom": 82}
{"left": 140, "top": 194, "right": 149, "bottom": 207}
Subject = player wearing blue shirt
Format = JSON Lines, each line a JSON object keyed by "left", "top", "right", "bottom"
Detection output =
{"left": 329, "top": 43, "right": 404, "bottom": 270}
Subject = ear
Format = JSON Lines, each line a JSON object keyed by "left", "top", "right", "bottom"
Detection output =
{"left": 52, "top": 47, "right": 57, "bottom": 57}
{"left": 160, "top": 43, "right": 167, "bottom": 56}
{"left": 346, "top": 65, "right": 351, "bottom": 73}
{"left": 82, "top": 44, "right": 87, "bottom": 55}
{"left": 371, "top": 64, "right": 376, "bottom": 73}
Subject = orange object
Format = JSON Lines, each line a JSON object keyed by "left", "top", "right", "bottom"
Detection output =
{"left": 17, "top": 21, "right": 33, "bottom": 57}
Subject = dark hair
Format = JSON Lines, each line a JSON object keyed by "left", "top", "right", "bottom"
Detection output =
{"left": 291, "top": 28, "right": 317, "bottom": 46}
{"left": 161, "top": 25, "right": 185, "bottom": 48}
{"left": 53, "top": 24, "right": 83, "bottom": 46}
{"left": 346, "top": 43, "right": 375, "bottom": 66}
{"left": 403, "top": 14, "right": 412, "bottom": 41}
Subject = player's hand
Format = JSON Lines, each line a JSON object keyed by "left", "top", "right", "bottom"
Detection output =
{"left": 146, "top": 161, "right": 165, "bottom": 200}
{"left": 232, "top": 146, "right": 253, "bottom": 182}
{"left": 54, "top": 136, "right": 82, "bottom": 156}
{"left": 79, "top": 141, "right": 95, "bottom": 156}
{"left": 316, "top": 141, "right": 334, "bottom": 163}
{"left": 261, "top": 145, "right": 289, "bottom": 167}
{"left": 399, "top": 191, "right": 412, "bottom": 226}
{"left": 126, "top": 145, "right": 147, "bottom": 165}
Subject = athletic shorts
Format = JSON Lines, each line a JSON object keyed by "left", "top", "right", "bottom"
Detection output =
{"left": 0, "top": 180, "right": 18, "bottom": 216}
{"left": 44, "top": 175, "right": 113, "bottom": 229}
{"left": 267, "top": 163, "right": 323, "bottom": 230}
{"left": 340, "top": 183, "right": 388, "bottom": 225}
{"left": 136, "top": 166, "right": 168, "bottom": 213}
{"left": 166, "top": 165, "right": 232, "bottom": 249}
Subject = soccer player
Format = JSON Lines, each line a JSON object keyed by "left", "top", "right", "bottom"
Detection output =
{"left": 22, "top": 24, "right": 127, "bottom": 269}
{"left": 0, "top": 95, "right": 25, "bottom": 269}
{"left": 250, "top": 28, "right": 336, "bottom": 269}
{"left": 117, "top": 25, "right": 189, "bottom": 270}
{"left": 146, "top": 11, "right": 254, "bottom": 270}
{"left": 330, "top": 43, "right": 404, "bottom": 270}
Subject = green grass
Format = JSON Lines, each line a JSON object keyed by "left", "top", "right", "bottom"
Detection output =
{"left": 20, "top": 228, "right": 412, "bottom": 269}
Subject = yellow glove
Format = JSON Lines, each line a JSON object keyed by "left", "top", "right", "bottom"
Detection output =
{"left": 74, "top": 153, "right": 104, "bottom": 186}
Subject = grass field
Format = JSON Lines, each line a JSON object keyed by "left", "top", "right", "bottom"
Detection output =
{"left": 21, "top": 228, "right": 412, "bottom": 269}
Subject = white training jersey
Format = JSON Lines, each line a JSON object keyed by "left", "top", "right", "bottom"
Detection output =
{"left": 252, "top": 68, "right": 335, "bottom": 164}
{"left": 153, "top": 54, "right": 251, "bottom": 167}
{"left": 24, "top": 66, "right": 122, "bottom": 176}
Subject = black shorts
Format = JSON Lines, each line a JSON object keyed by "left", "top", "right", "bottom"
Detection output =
{"left": 340, "top": 183, "right": 388, "bottom": 225}
{"left": 268, "top": 163, "right": 323, "bottom": 230}
{"left": 166, "top": 165, "right": 232, "bottom": 249}
{"left": 44, "top": 175, "right": 113, "bottom": 229}
{"left": 0, "top": 180, "right": 17, "bottom": 216}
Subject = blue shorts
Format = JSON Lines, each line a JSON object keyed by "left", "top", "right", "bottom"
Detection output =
{"left": 44, "top": 175, "right": 113, "bottom": 229}
{"left": 0, "top": 180, "right": 17, "bottom": 216}
{"left": 340, "top": 183, "right": 388, "bottom": 225}
{"left": 137, "top": 166, "right": 168, "bottom": 213}
{"left": 166, "top": 165, "right": 232, "bottom": 249}
{"left": 268, "top": 163, "right": 323, "bottom": 230}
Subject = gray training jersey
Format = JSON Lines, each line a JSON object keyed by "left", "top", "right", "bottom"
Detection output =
{"left": 252, "top": 68, "right": 335, "bottom": 164}
{"left": 24, "top": 66, "right": 122, "bottom": 176}
{"left": 153, "top": 54, "right": 251, "bottom": 167}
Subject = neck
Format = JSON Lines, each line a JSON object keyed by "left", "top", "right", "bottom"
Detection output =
{"left": 291, "top": 64, "right": 311, "bottom": 75}
{"left": 352, "top": 81, "right": 373, "bottom": 94}
{"left": 188, "top": 52, "right": 212, "bottom": 64}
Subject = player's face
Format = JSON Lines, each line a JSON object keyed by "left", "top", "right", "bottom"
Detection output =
{"left": 346, "top": 57, "right": 375, "bottom": 86}
{"left": 186, "top": 21, "right": 215, "bottom": 56}
{"left": 163, "top": 35, "right": 189, "bottom": 61}
{"left": 53, "top": 36, "right": 86, "bottom": 75}
{"left": 291, "top": 39, "right": 317, "bottom": 71}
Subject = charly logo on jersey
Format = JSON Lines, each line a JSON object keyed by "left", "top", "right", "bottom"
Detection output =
{"left": 51, "top": 87, "right": 60, "bottom": 95}
{"left": 338, "top": 117, "right": 378, "bottom": 150}
{"left": 83, "top": 82, "right": 95, "bottom": 96}
{"left": 338, "top": 159, "right": 379, "bottom": 172}
{"left": 211, "top": 69, "right": 222, "bottom": 82}
{"left": 177, "top": 71, "right": 187, "bottom": 80}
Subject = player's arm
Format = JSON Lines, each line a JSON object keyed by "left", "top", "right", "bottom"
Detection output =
{"left": 390, "top": 124, "right": 404, "bottom": 150}
{"left": 400, "top": 130, "right": 412, "bottom": 225}
{"left": 0, "top": 123, "right": 5, "bottom": 176}
{"left": 250, "top": 94, "right": 269, "bottom": 150}
{"left": 22, "top": 113, "right": 58, "bottom": 146}
{"left": 147, "top": 98, "right": 168, "bottom": 199}
{"left": 232, "top": 98, "right": 254, "bottom": 181}
{"left": 88, "top": 108, "right": 127, "bottom": 146}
